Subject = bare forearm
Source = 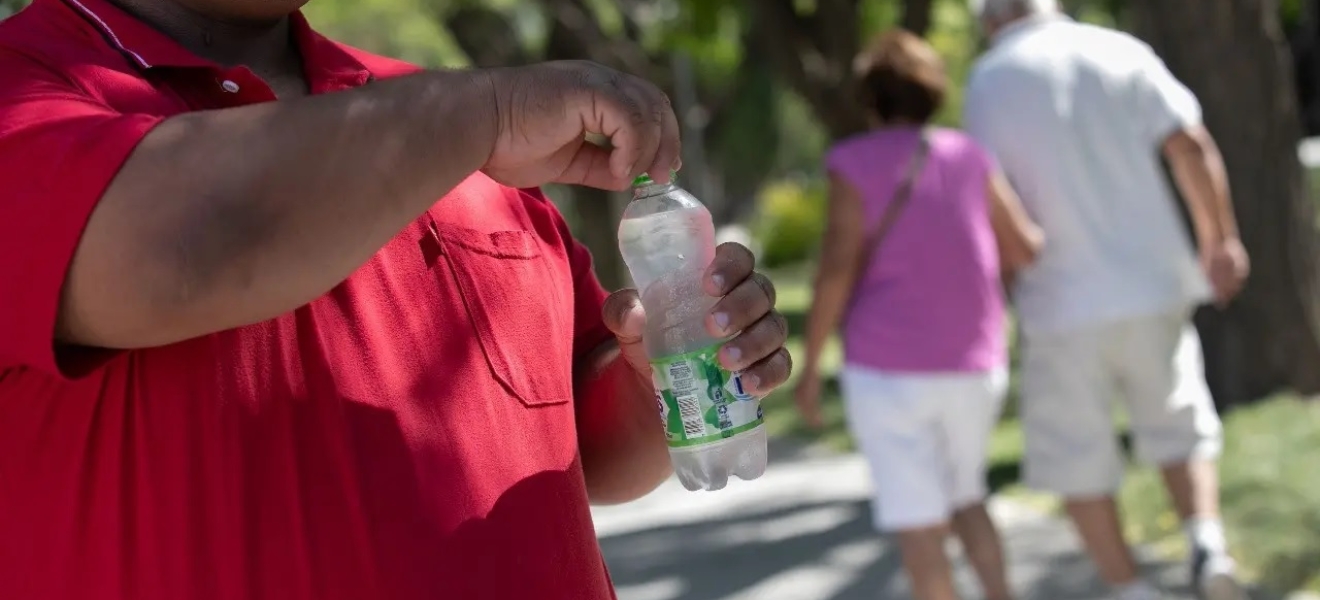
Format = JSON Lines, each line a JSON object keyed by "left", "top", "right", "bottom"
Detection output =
{"left": 803, "top": 270, "right": 851, "bottom": 376}
{"left": 1166, "top": 127, "right": 1238, "bottom": 246}
{"left": 575, "top": 342, "right": 671, "bottom": 505}
{"left": 64, "top": 70, "right": 497, "bottom": 348}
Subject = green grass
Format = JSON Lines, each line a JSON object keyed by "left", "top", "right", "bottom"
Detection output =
{"left": 1119, "top": 397, "right": 1320, "bottom": 593}
{"left": 765, "top": 264, "right": 1320, "bottom": 594}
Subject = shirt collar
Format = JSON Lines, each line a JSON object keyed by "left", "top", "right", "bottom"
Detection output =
{"left": 990, "top": 12, "right": 1071, "bottom": 46}
{"left": 50, "top": 0, "right": 370, "bottom": 84}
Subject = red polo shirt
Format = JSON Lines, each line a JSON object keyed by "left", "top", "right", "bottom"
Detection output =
{"left": 0, "top": 1, "right": 619, "bottom": 598}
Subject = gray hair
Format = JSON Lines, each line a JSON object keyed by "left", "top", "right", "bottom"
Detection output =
{"left": 969, "top": 0, "right": 1059, "bottom": 19}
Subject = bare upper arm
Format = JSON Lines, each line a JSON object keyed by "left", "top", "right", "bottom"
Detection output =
{"left": 1161, "top": 124, "right": 1215, "bottom": 162}
{"left": 820, "top": 170, "right": 867, "bottom": 275}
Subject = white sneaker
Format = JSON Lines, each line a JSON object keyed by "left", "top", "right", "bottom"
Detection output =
{"left": 1192, "top": 549, "right": 1248, "bottom": 600}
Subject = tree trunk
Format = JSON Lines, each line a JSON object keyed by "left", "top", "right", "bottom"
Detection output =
{"left": 444, "top": 6, "right": 532, "bottom": 67}
{"left": 1130, "top": 0, "right": 1320, "bottom": 407}
{"left": 901, "top": 0, "right": 934, "bottom": 36}
{"left": 1290, "top": 0, "right": 1320, "bottom": 135}
{"left": 746, "top": 0, "right": 869, "bottom": 140}
{"left": 541, "top": 5, "right": 644, "bottom": 291}
{"left": 571, "top": 187, "right": 629, "bottom": 291}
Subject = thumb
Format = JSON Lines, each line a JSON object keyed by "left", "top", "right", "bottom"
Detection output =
{"left": 601, "top": 289, "right": 646, "bottom": 345}
{"left": 554, "top": 142, "right": 633, "bottom": 191}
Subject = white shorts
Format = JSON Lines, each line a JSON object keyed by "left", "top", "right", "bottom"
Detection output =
{"left": 1019, "top": 309, "right": 1223, "bottom": 498}
{"left": 840, "top": 365, "right": 1008, "bottom": 532}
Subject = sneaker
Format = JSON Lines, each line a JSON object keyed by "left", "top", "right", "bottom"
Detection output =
{"left": 1191, "top": 546, "right": 1247, "bottom": 600}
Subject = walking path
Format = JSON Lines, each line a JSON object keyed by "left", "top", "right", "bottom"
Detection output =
{"left": 593, "top": 449, "right": 1220, "bottom": 600}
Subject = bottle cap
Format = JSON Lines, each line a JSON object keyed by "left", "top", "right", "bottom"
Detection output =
{"left": 631, "top": 170, "right": 678, "bottom": 187}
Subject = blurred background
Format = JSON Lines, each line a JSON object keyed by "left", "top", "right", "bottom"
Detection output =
{"left": 4, "top": 0, "right": 1320, "bottom": 598}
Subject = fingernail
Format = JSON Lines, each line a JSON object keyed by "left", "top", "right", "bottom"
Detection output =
{"left": 742, "top": 372, "right": 760, "bottom": 392}
{"left": 713, "top": 312, "right": 730, "bottom": 332}
{"left": 722, "top": 345, "right": 741, "bottom": 364}
{"left": 710, "top": 273, "right": 725, "bottom": 292}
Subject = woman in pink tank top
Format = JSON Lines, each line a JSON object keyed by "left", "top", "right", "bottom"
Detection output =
{"left": 795, "top": 30, "right": 1043, "bottom": 600}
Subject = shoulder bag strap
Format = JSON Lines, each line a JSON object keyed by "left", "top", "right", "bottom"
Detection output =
{"left": 848, "top": 129, "right": 933, "bottom": 305}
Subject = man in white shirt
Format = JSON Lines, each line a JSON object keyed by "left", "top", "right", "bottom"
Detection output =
{"left": 963, "top": 1, "right": 1251, "bottom": 599}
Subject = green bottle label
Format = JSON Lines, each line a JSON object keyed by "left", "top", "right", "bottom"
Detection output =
{"left": 650, "top": 343, "right": 763, "bottom": 448}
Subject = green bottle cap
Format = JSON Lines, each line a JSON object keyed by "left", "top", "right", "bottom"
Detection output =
{"left": 631, "top": 170, "right": 678, "bottom": 187}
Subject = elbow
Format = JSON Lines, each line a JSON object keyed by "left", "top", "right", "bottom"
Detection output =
{"left": 1163, "top": 126, "right": 1216, "bottom": 166}
{"left": 1021, "top": 227, "right": 1045, "bottom": 264}
{"left": 1001, "top": 229, "right": 1044, "bottom": 273}
{"left": 582, "top": 434, "right": 673, "bottom": 505}
{"left": 813, "top": 257, "right": 855, "bottom": 288}
{"left": 585, "top": 461, "right": 673, "bottom": 506}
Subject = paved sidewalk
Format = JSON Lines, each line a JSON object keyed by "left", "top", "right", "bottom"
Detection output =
{"left": 592, "top": 452, "right": 1209, "bottom": 600}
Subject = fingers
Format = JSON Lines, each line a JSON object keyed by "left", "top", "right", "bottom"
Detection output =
{"left": 737, "top": 346, "right": 792, "bottom": 397}
{"left": 701, "top": 242, "right": 785, "bottom": 395}
{"left": 580, "top": 66, "right": 679, "bottom": 187}
{"left": 649, "top": 94, "right": 682, "bottom": 184}
{"left": 555, "top": 142, "right": 618, "bottom": 190}
{"left": 706, "top": 271, "right": 776, "bottom": 338}
{"left": 601, "top": 289, "right": 645, "bottom": 345}
{"left": 717, "top": 309, "right": 788, "bottom": 370}
{"left": 591, "top": 73, "right": 681, "bottom": 184}
{"left": 704, "top": 242, "right": 758, "bottom": 297}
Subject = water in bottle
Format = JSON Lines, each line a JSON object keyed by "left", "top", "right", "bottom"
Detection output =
{"left": 617, "top": 173, "right": 768, "bottom": 491}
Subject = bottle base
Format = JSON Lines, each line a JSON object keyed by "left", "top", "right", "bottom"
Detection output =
{"left": 669, "top": 426, "right": 768, "bottom": 492}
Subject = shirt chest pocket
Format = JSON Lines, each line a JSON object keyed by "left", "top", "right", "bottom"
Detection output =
{"left": 430, "top": 223, "right": 575, "bottom": 407}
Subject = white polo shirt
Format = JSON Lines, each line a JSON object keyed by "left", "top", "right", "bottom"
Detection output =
{"left": 964, "top": 14, "right": 1211, "bottom": 335}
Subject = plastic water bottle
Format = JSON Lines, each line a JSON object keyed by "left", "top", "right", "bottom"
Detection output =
{"left": 617, "top": 173, "right": 768, "bottom": 491}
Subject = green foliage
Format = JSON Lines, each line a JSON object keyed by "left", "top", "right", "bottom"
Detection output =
{"left": 302, "top": 0, "right": 465, "bottom": 67}
{"left": 0, "top": 0, "right": 31, "bottom": 18}
{"left": 709, "top": 65, "right": 784, "bottom": 205}
{"left": 774, "top": 91, "right": 833, "bottom": 175}
{"left": 1282, "top": 0, "right": 1305, "bottom": 30}
{"left": 928, "top": 0, "right": 978, "bottom": 126}
{"left": 666, "top": 2, "right": 744, "bottom": 89}
{"left": 752, "top": 179, "right": 828, "bottom": 268}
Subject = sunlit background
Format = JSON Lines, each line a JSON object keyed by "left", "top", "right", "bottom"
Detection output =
{"left": 4, "top": 0, "right": 1320, "bottom": 598}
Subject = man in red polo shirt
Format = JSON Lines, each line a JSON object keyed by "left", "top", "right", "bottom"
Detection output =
{"left": 0, "top": 0, "right": 792, "bottom": 598}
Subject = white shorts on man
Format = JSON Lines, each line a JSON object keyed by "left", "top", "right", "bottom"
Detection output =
{"left": 1019, "top": 308, "right": 1222, "bottom": 497}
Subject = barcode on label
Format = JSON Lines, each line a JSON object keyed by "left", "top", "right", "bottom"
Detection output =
{"left": 675, "top": 393, "right": 705, "bottom": 436}
{"left": 667, "top": 361, "right": 705, "bottom": 438}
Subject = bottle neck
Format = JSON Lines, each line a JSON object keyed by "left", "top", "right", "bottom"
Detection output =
{"left": 631, "top": 182, "right": 677, "bottom": 201}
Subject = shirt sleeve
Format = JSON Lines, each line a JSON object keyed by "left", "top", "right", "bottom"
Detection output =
{"left": 962, "top": 70, "right": 999, "bottom": 155}
{"left": 0, "top": 50, "right": 164, "bottom": 375}
{"left": 824, "top": 143, "right": 862, "bottom": 190}
{"left": 1130, "top": 43, "right": 1203, "bottom": 147}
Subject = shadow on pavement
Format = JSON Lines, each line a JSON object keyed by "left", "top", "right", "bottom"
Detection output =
{"left": 600, "top": 496, "right": 1227, "bottom": 600}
